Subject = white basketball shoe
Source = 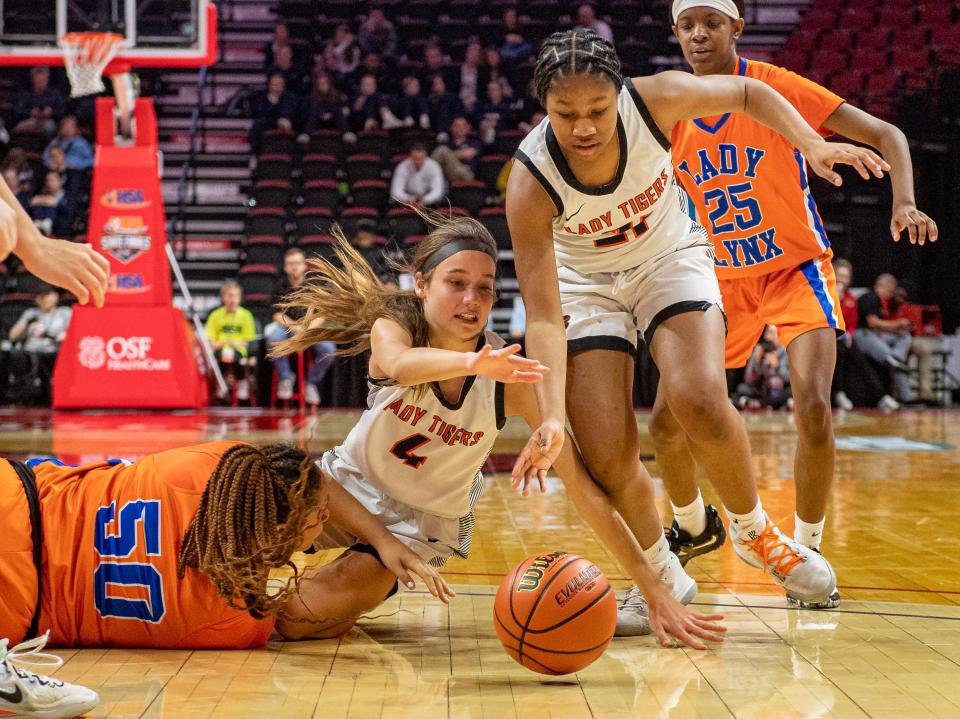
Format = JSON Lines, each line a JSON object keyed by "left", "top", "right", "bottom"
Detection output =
{"left": 0, "top": 633, "right": 99, "bottom": 719}
{"left": 731, "top": 518, "right": 837, "bottom": 604}
{"left": 615, "top": 552, "right": 697, "bottom": 637}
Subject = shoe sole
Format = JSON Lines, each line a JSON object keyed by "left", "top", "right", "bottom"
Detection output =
{"left": 675, "top": 534, "right": 726, "bottom": 567}
{"left": 787, "top": 590, "right": 841, "bottom": 610}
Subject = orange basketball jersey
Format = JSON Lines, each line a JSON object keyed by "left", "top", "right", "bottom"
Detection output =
{"left": 671, "top": 57, "right": 845, "bottom": 279}
{"left": 18, "top": 441, "right": 274, "bottom": 648}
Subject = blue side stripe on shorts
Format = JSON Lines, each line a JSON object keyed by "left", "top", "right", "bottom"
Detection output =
{"left": 799, "top": 259, "right": 838, "bottom": 328}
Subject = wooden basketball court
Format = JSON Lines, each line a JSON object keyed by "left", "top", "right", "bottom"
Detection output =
{"left": 4, "top": 406, "right": 960, "bottom": 718}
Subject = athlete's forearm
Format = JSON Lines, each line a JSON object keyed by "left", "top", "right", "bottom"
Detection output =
{"left": 0, "top": 176, "right": 34, "bottom": 255}
{"left": 876, "top": 125, "right": 916, "bottom": 209}
{"left": 523, "top": 318, "right": 568, "bottom": 426}
{"left": 741, "top": 79, "right": 824, "bottom": 157}
{"left": 324, "top": 477, "right": 398, "bottom": 549}
{"left": 381, "top": 346, "right": 475, "bottom": 386}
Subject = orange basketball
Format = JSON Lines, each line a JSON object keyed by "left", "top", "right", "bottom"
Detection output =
{"left": 494, "top": 552, "right": 617, "bottom": 675}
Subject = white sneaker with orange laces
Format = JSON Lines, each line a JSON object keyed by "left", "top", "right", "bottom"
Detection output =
{"left": 731, "top": 519, "right": 836, "bottom": 604}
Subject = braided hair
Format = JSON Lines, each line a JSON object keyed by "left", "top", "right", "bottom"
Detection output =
{"left": 533, "top": 29, "right": 623, "bottom": 105}
{"left": 176, "top": 443, "right": 325, "bottom": 618}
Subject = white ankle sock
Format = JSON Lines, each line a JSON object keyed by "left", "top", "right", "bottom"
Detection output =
{"left": 642, "top": 532, "right": 673, "bottom": 573}
{"left": 671, "top": 491, "right": 707, "bottom": 537}
{"left": 726, "top": 500, "right": 766, "bottom": 539}
{"left": 794, "top": 515, "right": 825, "bottom": 550}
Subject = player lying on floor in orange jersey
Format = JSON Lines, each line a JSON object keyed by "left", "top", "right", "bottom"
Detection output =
{"left": 0, "top": 440, "right": 452, "bottom": 649}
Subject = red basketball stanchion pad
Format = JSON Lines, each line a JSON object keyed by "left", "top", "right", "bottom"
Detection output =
{"left": 51, "top": 96, "right": 210, "bottom": 408}
{"left": 494, "top": 552, "right": 617, "bottom": 676}
{"left": 53, "top": 306, "right": 207, "bottom": 409}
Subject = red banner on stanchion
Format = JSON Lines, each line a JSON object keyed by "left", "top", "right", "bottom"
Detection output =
{"left": 53, "top": 306, "right": 207, "bottom": 409}
{"left": 53, "top": 97, "right": 209, "bottom": 408}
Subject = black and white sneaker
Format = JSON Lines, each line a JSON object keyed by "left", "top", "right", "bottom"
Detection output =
{"left": 0, "top": 633, "right": 99, "bottom": 718}
{"left": 666, "top": 504, "right": 727, "bottom": 567}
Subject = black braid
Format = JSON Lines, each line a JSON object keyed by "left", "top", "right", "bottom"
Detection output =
{"left": 533, "top": 30, "right": 623, "bottom": 105}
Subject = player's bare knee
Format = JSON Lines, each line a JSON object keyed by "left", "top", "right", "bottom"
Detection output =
{"left": 794, "top": 395, "right": 833, "bottom": 442}
{"left": 649, "top": 402, "right": 684, "bottom": 448}
{"left": 665, "top": 383, "right": 732, "bottom": 440}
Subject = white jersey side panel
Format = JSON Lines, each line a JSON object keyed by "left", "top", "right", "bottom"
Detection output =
{"left": 331, "top": 332, "right": 505, "bottom": 519}
{"left": 515, "top": 78, "right": 708, "bottom": 274}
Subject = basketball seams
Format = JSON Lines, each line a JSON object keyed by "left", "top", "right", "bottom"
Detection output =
{"left": 517, "top": 556, "right": 583, "bottom": 663}
{"left": 524, "top": 584, "right": 613, "bottom": 634}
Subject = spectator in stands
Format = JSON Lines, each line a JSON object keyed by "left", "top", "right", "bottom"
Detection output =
{"left": 351, "top": 218, "right": 388, "bottom": 277}
{"left": 389, "top": 143, "right": 445, "bottom": 207}
{"left": 349, "top": 74, "right": 399, "bottom": 131}
{"left": 515, "top": 80, "right": 544, "bottom": 131}
{"left": 854, "top": 273, "right": 916, "bottom": 403}
{"left": 485, "top": 48, "right": 514, "bottom": 100}
{"left": 266, "top": 247, "right": 335, "bottom": 406}
{"left": 421, "top": 44, "right": 458, "bottom": 94}
{"left": 323, "top": 23, "right": 360, "bottom": 82}
{"left": 263, "top": 22, "right": 290, "bottom": 68}
{"left": 393, "top": 76, "right": 430, "bottom": 129}
{"left": 271, "top": 44, "right": 309, "bottom": 95}
{"left": 573, "top": 3, "right": 614, "bottom": 45}
{"left": 353, "top": 52, "right": 396, "bottom": 94}
{"left": 2, "top": 168, "right": 31, "bottom": 210}
{"left": 894, "top": 283, "right": 945, "bottom": 406}
{"left": 459, "top": 42, "right": 488, "bottom": 114}
{"left": 0, "top": 147, "right": 36, "bottom": 194}
{"left": 476, "top": 80, "right": 514, "bottom": 145}
{"left": 358, "top": 8, "right": 397, "bottom": 59}
{"left": 29, "top": 171, "right": 74, "bottom": 237}
{"left": 248, "top": 71, "right": 299, "bottom": 153}
{"left": 431, "top": 116, "right": 482, "bottom": 182}
{"left": 42, "top": 115, "right": 93, "bottom": 171}
{"left": 7, "top": 283, "right": 71, "bottom": 404}
{"left": 44, "top": 147, "right": 84, "bottom": 220}
{"left": 738, "top": 326, "right": 791, "bottom": 410}
{"left": 205, "top": 280, "right": 257, "bottom": 402}
{"left": 427, "top": 74, "right": 465, "bottom": 137}
{"left": 832, "top": 258, "right": 896, "bottom": 409}
{"left": 301, "top": 71, "right": 348, "bottom": 134}
{"left": 498, "top": 8, "right": 534, "bottom": 67}
{"left": 0, "top": 148, "right": 34, "bottom": 195}
{"left": 14, "top": 67, "right": 65, "bottom": 135}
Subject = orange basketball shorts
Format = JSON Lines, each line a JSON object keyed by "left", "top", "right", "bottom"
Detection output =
{"left": 721, "top": 249, "right": 845, "bottom": 368}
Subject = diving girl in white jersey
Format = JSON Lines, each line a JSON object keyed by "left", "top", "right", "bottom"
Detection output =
{"left": 507, "top": 30, "right": 888, "bottom": 623}
{"left": 270, "top": 214, "right": 724, "bottom": 649}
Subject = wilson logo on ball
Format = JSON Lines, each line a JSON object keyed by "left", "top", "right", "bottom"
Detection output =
{"left": 516, "top": 551, "right": 566, "bottom": 592}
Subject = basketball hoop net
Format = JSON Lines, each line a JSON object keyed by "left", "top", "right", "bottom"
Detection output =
{"left": 60, "top": 32, "right": 123, "bottom": 97}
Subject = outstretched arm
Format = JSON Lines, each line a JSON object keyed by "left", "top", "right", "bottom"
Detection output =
{"left": 369, "top": 317, "right": 547, "bottom": 387}
{"left": 505, "top": 382, "right": 726, "bottom": 650}
{"left": 823, "top": 103, "right": 938, "bottom": 245}
{"left": 0, "top": 179, "right": 109, "bottom": 306}
{"left": 635, "top": 71, "right": 888, "bottom": 187}
{"left": 505, "top": 163, "right": 569, "bottom": 476}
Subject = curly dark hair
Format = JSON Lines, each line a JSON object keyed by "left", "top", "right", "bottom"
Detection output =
{"left": 176, "top": 443, "right": 325, "bottom": 618}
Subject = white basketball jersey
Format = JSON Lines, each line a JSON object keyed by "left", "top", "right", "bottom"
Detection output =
{"left": 331, "top": 332, "right": 505, "bottom": 519}
{"left": 515, "top": 78, "right": 708, "bottom": 274}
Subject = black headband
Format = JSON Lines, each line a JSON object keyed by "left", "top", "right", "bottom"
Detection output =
{"left": 420, "top": 238, "right": 498, "bottom": 274}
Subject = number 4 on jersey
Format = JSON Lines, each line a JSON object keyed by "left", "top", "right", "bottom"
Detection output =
{"left": 391, "top": 433, "right": 431, "bottom": 469}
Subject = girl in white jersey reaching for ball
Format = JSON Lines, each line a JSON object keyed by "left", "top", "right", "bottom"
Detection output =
{"left": 507, "top": 30, "right": 888, "bottom": 625}
{"left": 270, "top": 214, "right": 725, "bottom": 649}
